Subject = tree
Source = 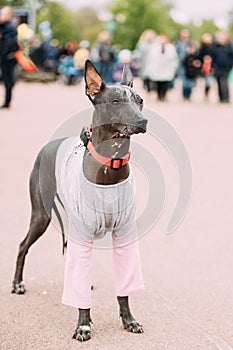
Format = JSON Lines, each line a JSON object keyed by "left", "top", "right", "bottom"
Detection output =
{"left": 72, "top": 7, "right": 102, "bottom": 44}
{"left": 0, "top": 0, "right": 25, "bottom": 5}
{"left": 0, "top": 0, "right": 46, "bottom": 7}
{"left": 36, "top": 1, "right": 77, "bottom": 45}
{"left": 228, "top": 9, "right": 233, "bottom": 40}
{"left": 184, "top": 19, "right": 220, "bottom": 41}
{"left": 109, "top": 0, "right": 176, "bottom": 49}
{"left": 36, "top": 3, "right": 102, "bottom": 46}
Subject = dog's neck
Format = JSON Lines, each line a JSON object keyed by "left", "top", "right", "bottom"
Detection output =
{"left": 92, "top": 126, "right": 130, "bottom": 158}
{"left": 83, "top": 125, "right": 130, "bottom": 185}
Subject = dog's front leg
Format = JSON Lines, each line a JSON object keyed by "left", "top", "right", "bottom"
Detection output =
{"left": 73, "top": 308, "right": 92, "bottom": 341}
{"left": 117, "top": 296, "right": 143, "bottom": 333}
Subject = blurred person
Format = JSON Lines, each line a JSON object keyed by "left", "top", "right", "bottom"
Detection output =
{"left": 90, "top": 31, "right": 116, "bottom": 83}
{"left": 29, "top": 36, "right": 44, "bottom": 69}
{"left": 0, "top": 6, "right": 18, "bottom": 108}
{"left": 175, "top": 29, "right": 192, "bottom": 79}
{"left": 58, "top": 41, "right": 80, "bottom": 85}
{"left": 212, "top": 31, "right": 233, "bottom": 103}
{"left": 144, "top": 34, "right": 178, "bottom": 101}
{"left": 113, "top": 49, "right": 137, "bottom": 84}
{"left": 17, "top": 23, "right": 34, "bottom": 53}
{"left": 42, "top": 38, "right": 59, "bottom": 73}
{"left": 182, "top": 42, "right": 201, "bottom": 100}
{"left": 73, "top": 40, "right": 90, "bottom": 80}
{"left": 198, "top": 33, "right": 214, "bottom": 99}
{"left": 134, "top": 28, "right": 157, "bottom": 91}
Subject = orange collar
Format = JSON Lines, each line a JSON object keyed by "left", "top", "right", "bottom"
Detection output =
{"left": 86, "top": 140, "right": 130, "bottom": 169}
{"left": 82, "top": 125, "right": 130, "bottom": 169}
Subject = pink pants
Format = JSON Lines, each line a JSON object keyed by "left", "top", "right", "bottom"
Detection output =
{"left": 62, "top": 224, "right": 145, "bottom": 309}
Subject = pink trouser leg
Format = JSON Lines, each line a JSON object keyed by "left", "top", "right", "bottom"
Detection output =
{"left": 112, "top": 226, "right": 145, "bottom": 297}
{"left": 62, "top": 225, "right": 145, "bottom": 309}
{"left": 62, "top": 237, "right": 93, "bottom": 309}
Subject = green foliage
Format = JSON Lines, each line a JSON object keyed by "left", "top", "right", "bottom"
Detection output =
{"left": 71, "top": 7, "right": 102, "bottom": 45}
{"left": 0, "top": 0, "right": 24, "bottom": 5}
{"left": 228, "top": 9, "right": 233, "bottom": 40}
{"left": 109, "top": 0, "right": 176, "bottom": 49}
{"left": 35, "top": 2, "right": 102, "bottom": 46}
{"left": 4, "top": 0, "right": 230, "bottom": 49}
{"left": 109, "top": 0, "right": 224, "bottom": 48}
{"left": 0, "top": 0, "right": 46, "bottom": 7}
{"left": 183, "top": 19, "right": 220, "bottom": 41}
{"left": 36, "top": 1, "right": 77, "bottom": 45}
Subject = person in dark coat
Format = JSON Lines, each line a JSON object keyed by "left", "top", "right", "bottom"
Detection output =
{"left": 175, "top": 29, "right": 192, "bottom": 79}
{"left": 0, "top": 6, "right": 18, "bottom": 108}
{"left": 198, "top": 33, "right": 214, "bottom": 98}
{"left": 182, "top": 43, "right": 201, "bottom": 100}
{"left": 90, "top": 31, "right": 116, "bottom": 84}
{"left": 212, "top": 31, "right": 233, "bottom": 103}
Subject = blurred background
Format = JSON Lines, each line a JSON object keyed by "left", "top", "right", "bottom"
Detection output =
{"left": 1, "top": 0, "right": 232, "bottom": 102}
{"left": 1, "top": 2, "right": 233, "bottom": 349}
{"left": 4, "top": 0, "right": 232, "bottom": 48}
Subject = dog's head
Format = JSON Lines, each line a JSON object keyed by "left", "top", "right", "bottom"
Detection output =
{"left": 84, "top": 60, "right": 147, "bottom": 140}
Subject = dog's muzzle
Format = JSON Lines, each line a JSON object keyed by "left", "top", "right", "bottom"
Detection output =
{"left": 137, "top": 118, "right": 148, "bottom": 133}
{"left": 128, "top": 118, "right": 148, "bottom": 136}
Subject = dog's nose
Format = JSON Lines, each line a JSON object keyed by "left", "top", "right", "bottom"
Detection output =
{"left": 138, "top": 118, "right": 148, "bottom": 133}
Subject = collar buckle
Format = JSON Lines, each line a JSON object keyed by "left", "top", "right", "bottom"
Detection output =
{"left": 110, "top": 158, "right": 123, "bottom": 169}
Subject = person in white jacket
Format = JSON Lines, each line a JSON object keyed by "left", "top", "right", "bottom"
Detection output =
{"left": 134, "top": 28, "right": 157, "bottom": 91}
{"left": 144, "top": 34, "right": 178, "bottom": 101}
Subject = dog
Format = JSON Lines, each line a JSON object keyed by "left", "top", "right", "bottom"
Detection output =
{"left": 12, "top": 60, "right": 148, "bottom": 341}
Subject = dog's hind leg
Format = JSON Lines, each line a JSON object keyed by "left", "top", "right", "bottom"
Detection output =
{"left": 12, "top": 161, "right": 53, "bottom": 294}
{"left": 117, "top": 296, "right": 143, "bottom": 333}
{"left": 12, "top": 207, "right": 51, "bottom": 294}
{"left": 12, "top": 139, "right": 64, "bottom": 294}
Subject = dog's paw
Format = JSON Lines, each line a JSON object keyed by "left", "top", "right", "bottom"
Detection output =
{"left": 124, "top": 320, "right": 144, "bottom": 333}
{"left": 11, "top": 281, "right": 26, "bottom": 294}
{"left": 72, "top": 325, "right": 91, "bottom": 342}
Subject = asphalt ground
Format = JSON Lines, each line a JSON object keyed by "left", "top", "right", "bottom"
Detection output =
{"left": 1, "top": 76, "right": 233, "bottom": 350}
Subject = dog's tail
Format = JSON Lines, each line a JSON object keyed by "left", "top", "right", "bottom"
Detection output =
{"left": 53, "top": 194, "right": 67, "bottom": 255}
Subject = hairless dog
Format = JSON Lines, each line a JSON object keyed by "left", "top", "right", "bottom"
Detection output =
{"left": 12, "top": 60, "right": 147, "bottom": 341}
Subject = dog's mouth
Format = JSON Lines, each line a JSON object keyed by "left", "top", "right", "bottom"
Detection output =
{"left": 112, "top": 124, "right": 147, "bottom": 139}
{"left": 112, "top": 131, "right": 130, "bottom": 139}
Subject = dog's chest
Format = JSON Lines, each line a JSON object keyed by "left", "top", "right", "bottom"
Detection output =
{"left": 55, "top": 137, "right": 136, "bottom": 240}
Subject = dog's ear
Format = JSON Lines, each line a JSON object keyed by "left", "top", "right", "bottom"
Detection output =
{"left": 85, "top": 60, "right": 105, "bottom": 100}
{"left": 121, "top": 64, "right": 133, "bottom": 87}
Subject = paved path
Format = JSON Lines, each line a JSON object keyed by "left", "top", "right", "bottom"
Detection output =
{"left": 0, "top": 78, "right": 233, "bottom": 350}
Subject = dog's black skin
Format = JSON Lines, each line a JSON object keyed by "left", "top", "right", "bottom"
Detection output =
{"left": 12, "top": 60, "right": 147, "bottom": 341}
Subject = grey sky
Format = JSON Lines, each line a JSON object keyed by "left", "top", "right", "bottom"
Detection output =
{"left": 57, "top": 0, "right": 233, "bottom": 26}
{"left": 170, "top": 0, "right": 233, "bottom": 26}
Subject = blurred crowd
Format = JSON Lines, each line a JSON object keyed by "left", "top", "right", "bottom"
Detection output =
{"left": 26, "top": 28, "right": 233, "bottom": 103}
{"left": 1, "top": 5, "right": 233, "bottom": 106}
{"left": 27, "top": 30, "right": 129, "bottom": 86}
{"left": 133, "top": 28, "right": 233, "bottom": 103}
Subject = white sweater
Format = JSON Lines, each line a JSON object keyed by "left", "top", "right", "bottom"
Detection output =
{"left": 144, "top": 40, "right": 178, "bottom": 81}
{"left": 55, "top": 137, "right": 136, "bottom": 242}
